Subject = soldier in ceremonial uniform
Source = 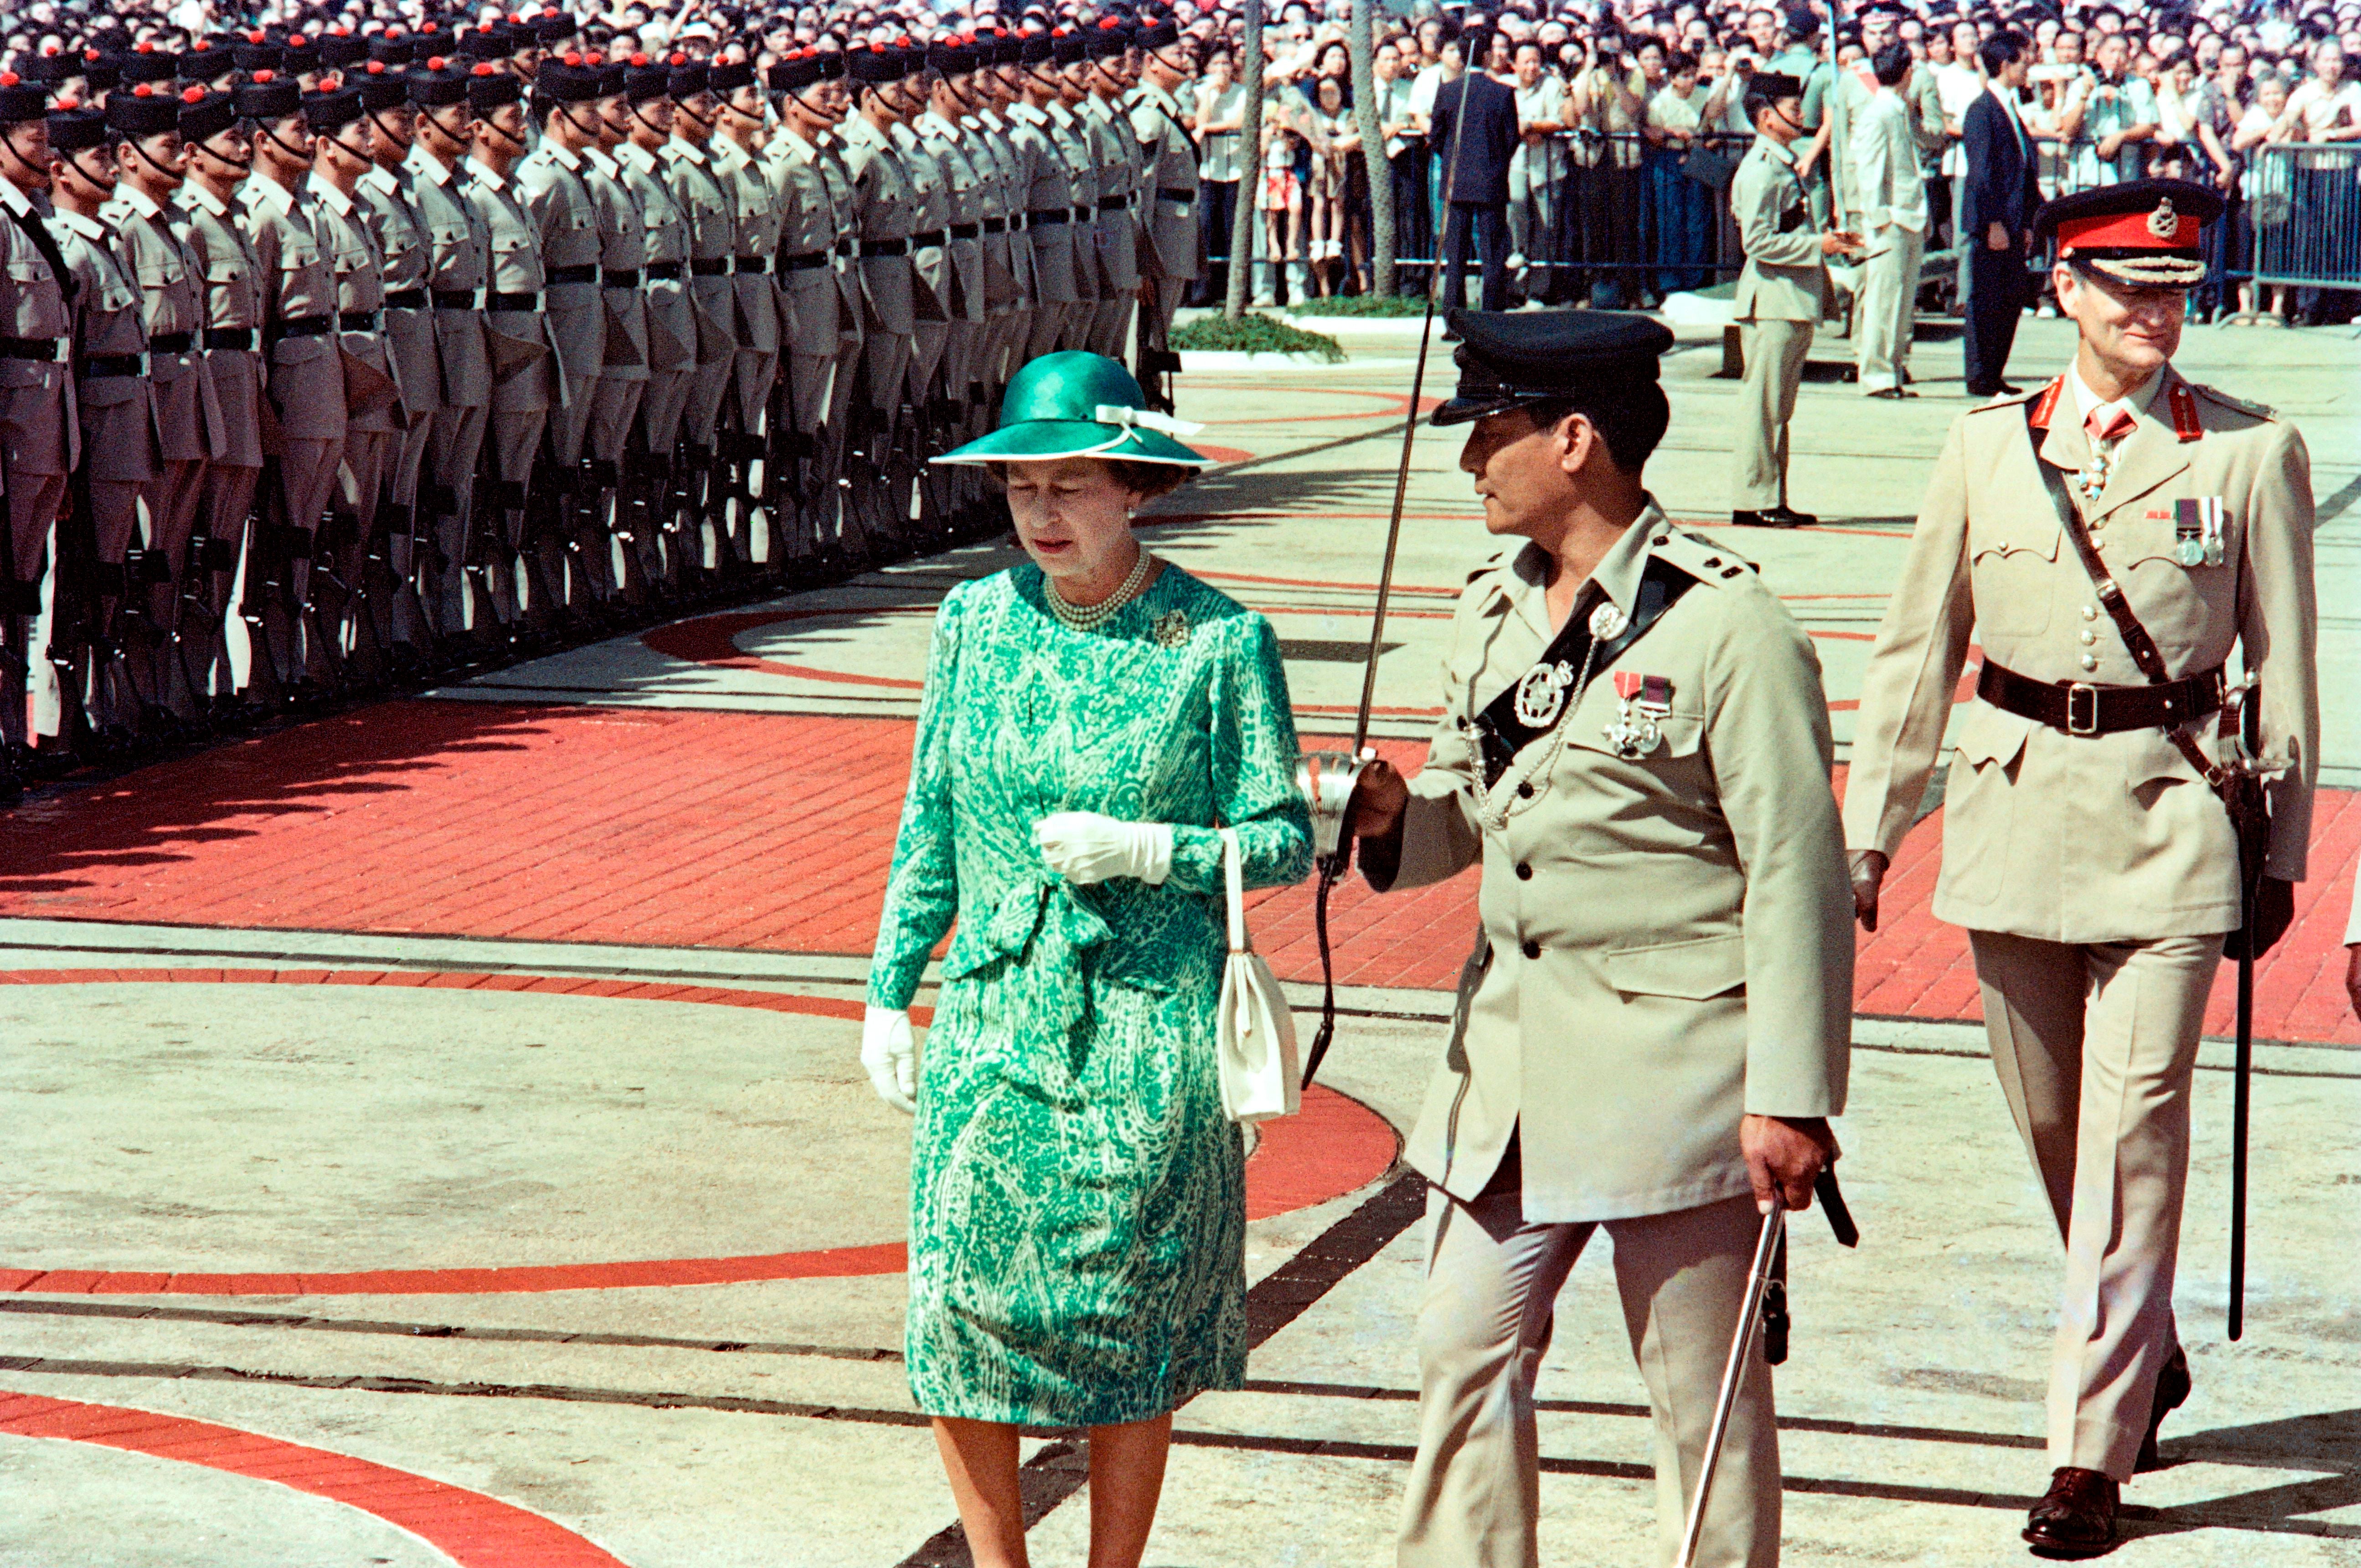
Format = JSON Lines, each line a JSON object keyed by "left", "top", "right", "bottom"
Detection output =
{"left": 0, "top": 74, "right": 78, "bottom": 792}
{"left": 912, "top": 42, "right": 987, "bottom": 533}
{"left": 1010, "top": 36, "right": 1077, "bottom": 363}
{"left": 661, "top": 58, "right": 737, "bottom": 579}
{"left": 1343, "top": 310, "right": 1854, "bottom": 1568}
{"left": 48, "top": 105, "right": 164, "bottom": 747}
{"left": 101, "top": 85, "right": 212, "bottom": 727}
{"left": 1727, "top": 71, "right": 1858, "bottom": 530}
{"left": 1843, "top": 179, "right": 2318, "bottom": 1557}
{"left": 577, "top": 57, "right": 650, "bottom": 604}
{"left": 765, "top": 51, "right": 848, "bottom": 568}
{"left": 1045, "top": 32, "right": 1099, "bottom": 353}
{"left": 1128, "top": 20, "right": 1198, "bottom": 408}
{"left": 175, "top": 87, "right": 267, "bottom": 713}
{"left": 965, "top": 35, "right": 1032, "bottom": 432}
{"left": 710, "top": 57, "right": 780, "bottom": 571}
{"left": 615, "top": 56, "right": 696, "bottom": 592}
{"left": 516, "top": 55, "right": 608, "bottom": 618}
{"left": 838, "top": 45, "right": 922, "bottom": 550}
{"left": 1078, "top": 23, "right": 1140, "bottom": 362}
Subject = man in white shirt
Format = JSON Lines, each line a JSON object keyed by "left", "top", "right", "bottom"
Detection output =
{"left": 1852, "top": 43, "right": 1928, "bottom": 395}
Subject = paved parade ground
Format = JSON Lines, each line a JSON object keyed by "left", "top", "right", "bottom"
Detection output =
{"left": 3, "top": 316, "right": 2359, "bottom": 1566}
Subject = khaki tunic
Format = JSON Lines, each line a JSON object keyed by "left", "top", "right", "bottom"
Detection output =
{"left": 462, "top": 159, "right": 554, "bottom": 416}
{"left": 1081, "top": 93, "right": 1141, "bottom": 294}
{"left": 1370, "top": 505, "right": 1853, "bottom": 1221}
{"left": 917, "top": 112, "right": 986, "bottom": 326}
{"left": 308, "top": 175, "right": 397, "bottom": 437}
{"left": 1129, "top": 80, "right": 1201, "bottom": 282}
{"left": 0, "top": 182, "right": 79, "bottom": 481}
{"left": 404, "top": 145, "right": 491, "bottom": 412}
{"left": 810, "top": 132, "right": 867, "bottom": 351}
{"left": 515, "top": 139, "right": 605, "bottom": 422}
{"left": 766, "top": 126, "right": 843, "bottom": 354}
{"left": 101, "top": 185, "right": 213, "bottom": 464}
{"left": 580, "top": 146, "right": 649, "bottom": 386}
{"left": 839, "top": 113, "right": 922, "bottom": 337}
{"left": 661, "top": 137, "right": 737, "bottom": 370}
{"left": 712, "top": 135, "right": 780, "bottom": 358}
{"left": 966, "top": 109, "right": 1031, "bottom": 312}
{"left": 616, "top": 142, "right": 695, "bottom": 381}
{"left": 1842, "top": 366, "right": 2320, "bottom": 941}
{"left": 53, "top": 208, "right": 161, "bottom": 487}
{"left": 1007, "top": 103, "right": 1076, "bottom": 307}
{"left": 357, "top": 160, "right": 442, "bottom": 424}
{"left": 1043, "top": 102, "right": 1098, "bottom": 303}
{"left": 173, "top": 183, "right": 265, "bottom": 471}
{"left": 1729, "top": 133, "right": 1826, "bottom": 323}
{"left": 238, "top": 175, "right": 346, "bottom": 443}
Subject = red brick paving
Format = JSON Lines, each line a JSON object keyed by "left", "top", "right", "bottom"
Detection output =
{"left": 0, "top": 702, "right": 2351, "bottom": 1044}
{"left": 0, "top": 1391, "right": 633, "bottom": 1565}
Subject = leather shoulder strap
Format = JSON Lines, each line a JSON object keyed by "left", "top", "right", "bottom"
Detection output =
{"left": 2021, "top": 398, "right": 2172, "bottom": 684}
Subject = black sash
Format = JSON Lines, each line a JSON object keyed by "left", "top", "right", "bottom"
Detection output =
{"left": 1476, "top": 555, "right": 1700, "bottom": 787}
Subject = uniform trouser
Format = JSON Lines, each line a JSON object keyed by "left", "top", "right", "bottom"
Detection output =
{"left": 3, "top": 466, "right": 69, "bottom": 748}
{"left": 1969, "top": 930, "right": 2223, "bottom": 1483}
{"left": 544, "top": 294, "right": 603, "bottom": 468}
{"left": 1732, "top": 318, "right": 1812, "bottom": 511}
{"left": 730, "top": 347, "right": 778, "bottom": 561}
{"left": 908, "top": 318, "right": 950, "bottom": 408}
{"left": 273, "top": 433, "right": 345, "bottom": 679}
{"left": 426, "top": 401, "right": 489, "bottom": 632}
{"left": 1853, "top": 223, "right": 1925, "bottom": 391}
{"left": 1964, "top": 240, "right": 2030, "bottom": 395}
{"left": 1401, "top": 1172, "right": 1778, "bottom": 1568}
{"left": 1090, "top": 289, "right": 1134, "bottom": 362}
{"left": 197, "top": 463, "right": 260, "bottom": 694}
{"left": 861, "top": 329, "right": 913, "bottom": 418}
{"left": 685, "top": 279, "right": 737, "bottom": 446}
{"left": 335, "top": 427, "right": 395, "bottom": 655}
{"left": 587, "top": 373, "right": 646, "bottom": 591}
{"left": 484, "top": 405, "right": 546, "bottom": 621}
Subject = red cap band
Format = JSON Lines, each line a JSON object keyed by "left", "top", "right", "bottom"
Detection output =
{"left": 2057, "top": 202, "right": 2202, "bottom": 255}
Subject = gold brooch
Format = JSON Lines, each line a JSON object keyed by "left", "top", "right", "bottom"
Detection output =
{"left": 2148, "top": 198, "right": 2180, "bottom": 240}
{"left": 1153, "top": 610, "right": 1191, "bottom": 648}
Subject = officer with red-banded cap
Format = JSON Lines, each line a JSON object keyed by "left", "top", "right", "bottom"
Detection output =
{"left": 1845, "top": 176, "right": 2320, "bottom": 1556}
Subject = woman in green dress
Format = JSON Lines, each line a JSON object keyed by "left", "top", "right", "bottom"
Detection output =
{"left": 864, "top": 353, "right": 1312, "bottom": 1568}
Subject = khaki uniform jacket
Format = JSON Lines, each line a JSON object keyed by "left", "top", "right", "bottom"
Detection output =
{"left": 103, "top": 185, "right": 215, "bottom": 465}
{"left": 810, "top": 132, "right": 867, "bottom": 347}
{"left": 1129, "top": 80, "right": 1201, "bottom": 282}
{"left": 711, "top": 134, "right": 781, "bottom": 356}
{"left": 0, "top": 180, "right": 74, "bottom": 478}
{"left": 892, "top": 121, "right": 958, "bottom": 329}
{"left": 1370, "top": 505, "right": 1854, "bottom": 1222}
{"left": 617, "top": 142, "right": 696, "bottom": 378}
{"left": 172, "top": 183, "right": 264, "bottom": 470}
{"left": 1044, "top": 101, "right": 1098, "bottom": 302}
{"left": 1007, "top": 103, "right": 1077, "bottom": 307}
{"left": 579, "top": 146, "right": 649, "bottom": 385}
{"left": 357, "top": 161, "right": 442, "bottom": 424}
{"left": 515, "top": 143, "right": 604, "bottom": 402}
{"left": 238, "top": 175, "right": 346, "bottom": 442}
{"left": 1730, "top": 134, "right": 1826, "bottom": 324}
{"left": 966, "top": 110, "right": 1031, "bottom": 311}
{"left": 840, "top": 113, "right": 924, "bottom": 337}
{"left": 53, "top": 208, "right": 161, "bottom": 485}
{"left": 661, "top": 137, "right": 738, "bottom": 369}
{"left": 1082, "top": 94, "right": 1141, "bottom": 293}
{"left": 462, "top": 157, "right": 555, "bottom": 415}
{"left": 916, "top": 112, "right": 986, "bottom": 325}
{"left": 404, "top": 146, "right": 491, "bottom": 412}
{"left": 307, "top": 175, "right": 397, "bottom": 436}
{"left": 764, "top": 127, "right": 843, "bottom": 354}
{"left": 1842, "top": 367, "right": 2320, "bottom": 943}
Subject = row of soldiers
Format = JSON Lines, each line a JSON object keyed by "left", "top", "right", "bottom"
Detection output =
{"left": 0, "top": 16, "right": 1205, "bottom": 803}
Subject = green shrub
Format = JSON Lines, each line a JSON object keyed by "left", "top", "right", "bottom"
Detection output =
{"left": 1288, "top": 293, "right": 1431, "bottom": 318}
{"left": 1169, "top": 312, "right": 1345, "bottom": 361}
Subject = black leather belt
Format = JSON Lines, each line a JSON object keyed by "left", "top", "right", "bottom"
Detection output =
{"left": 860, "top": 237, "right": 908, "bottom": 256}
{"left": 982, "top": 216, "right": 1008, "bottom": 232}
{"left": 1159, "top": 186, "right": 1194, "bottom": 204}
{"left": 1097, "top": 195, "right": 1128, "bottom": 211}
{"left": 339, "top": 309, "right": 381, "bottom": 331}
{"left": 949, "top": 221, "right": 980, "bottom": 238}
{"left": 689, "top": 258, "right": 730, "bottom": 276}
{"left": 433, "top": 288, "right": 484, "bottom": 309}
{"left": 78, "top": 352, "right": 147, "bottom": 378}
{"left": 1978, "top": 659, "right": 2227, "bottom": 737}
{"left": 547, "top": 263, "right": 599, "bottom": 286}
{"left": 1072, "top": 205, "right": 1093, "bottom": 222}
{"left": 149, "top": 331, "right": 195, "bottom": 353}
{"left": 834, "top": 239, "right": 856, "bottom": 257}
{"left": 0, "top": 336, "right": 66, "bottom": 362}
{"left": 643, "top": 261, "right": 684, "bottom": 280}
{"left": 911, "top": 229, "right": 948, "bottom": 248}
{"left": 487, "top": 290, "right": 541, "bottom": 311}
{"left": 203, "top": 327, "right": 257, "bottom": 350}
{"left": 382, "top": 288, "right": 429, "bottom": 310}
{"left": 267, "top": 315, "right": 334, "bottom": 341}
{"left": 1026, "top": 207, "right": 1068, "bottom": 226}
{"left": 780, "top": 250, "right": 830, "bottom": 270}
{"left": 602, "top": 268, "right": 639, "bottom": 287}
{"left": 733, "top": 254, "right": 771, "bottom": 274}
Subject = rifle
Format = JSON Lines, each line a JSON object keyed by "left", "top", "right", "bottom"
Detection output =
{"left": 1296, "top": 63, "right": 1478, "bottom": 1091}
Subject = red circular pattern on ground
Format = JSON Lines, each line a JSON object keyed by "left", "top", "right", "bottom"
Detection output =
{"left": 0, "top": 1390, "right": 630, "bottom": 1567}
{"left": 0, "top": 970, "right": 1399, "bottom": 1296}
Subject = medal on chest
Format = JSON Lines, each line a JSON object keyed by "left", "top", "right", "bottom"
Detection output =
{"left": 2174, "top": 496, "right": 2227, "bottom": 567}
{"left": 1605, "top": 672, "right": 1673, "bottom": 759}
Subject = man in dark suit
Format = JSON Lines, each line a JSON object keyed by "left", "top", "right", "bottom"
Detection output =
{"left": 1428, "top": 31, "right": 1521, "bottom": 318}
{"left": 1960, "top": 31, "right": 2043, "bottom": 396}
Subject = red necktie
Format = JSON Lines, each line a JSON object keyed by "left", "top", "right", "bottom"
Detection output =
{"left": 2085, "top": 408, "right": 2136, "bottom": 446}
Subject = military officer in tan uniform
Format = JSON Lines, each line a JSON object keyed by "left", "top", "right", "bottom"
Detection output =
{"left": 1128, "top": 20, "right": 1199, "bottom": 408}
{"left": 174, "top": 87, "right": 266, "bottom": 711}
{"left": 616, "top": 56, "right": 696, "bottom": 592}
{"left": 914, "top": 42, "right": 992, "bottom": 532}
{"left": 1844, "top": 180, "right": 2319, "bottom": 1557}
{"left": 577, "top": 57, "right": 650, "bottom": 602}
{"left": 1078, "top": 25, "right": 1141, "bottom": 362}
{"left": 1010, "top": 36, "right": 1077, "bottom": 362}
{"left": 765, "top": 51, "right": 849, "bottom": 567}
{"left": 516, "top": 56, "right": 608, "bottom": 616}
{"left": 101, "top": 86, "right": 213, "bottom": 726}
{"left": 0, "top": 77, "right": 79, "bottom": 786}
{"left": 1345, "top": 310, "right": 1854, "bottom": 1568}
{"left": 838, "top": 45, "right": 923, "bottom": 550}
{"left": 709, "top": 57, "right": 780, "bottom": 570}
{"left": 1727, "top": 72, "right": 1859, "bottom": 530}
{"left": 237, "top": 72, "right": 347, "bottom": 694}
{"left": 49, "top": 106, "right": 164, "bottom": 746}
{"left": 965, "top": 36, "right": 1033, "bottom": 428}
{"left": 662, "top": 58, "right": 737, "bottom": 576}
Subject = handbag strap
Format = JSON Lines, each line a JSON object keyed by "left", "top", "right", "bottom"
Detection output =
{"left": 1219, "top": 825, "right": 1249, "bottom": 956}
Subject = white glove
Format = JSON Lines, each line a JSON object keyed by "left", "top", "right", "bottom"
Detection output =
{"left": 861, "top": 1006, "right": 918, "bottom": 1115}
{"left": 1033, "top": 812, "right": 1175, "bottom": 886}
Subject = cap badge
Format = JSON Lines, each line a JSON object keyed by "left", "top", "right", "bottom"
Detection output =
{"left": 2148, "top": 198, "right": 2180, "bottom": 240}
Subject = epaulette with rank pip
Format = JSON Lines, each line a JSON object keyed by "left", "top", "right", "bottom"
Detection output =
{"left": 2187, "top": 380, "right": 2277, "bottom": 422}
{"left": 1651, "top": 526, "right": 1756, "bottom": 586}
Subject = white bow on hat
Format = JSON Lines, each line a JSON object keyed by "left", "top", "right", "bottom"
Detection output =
{"left": 1093, "top": 403, "right": 1206, "bottom": 437}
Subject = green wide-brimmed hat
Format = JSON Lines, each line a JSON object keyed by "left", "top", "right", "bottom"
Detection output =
{"left": 933, "top": 351, "right": 1210, "bottom": 468}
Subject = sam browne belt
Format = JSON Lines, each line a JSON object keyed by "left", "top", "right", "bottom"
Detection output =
{"left": 1978, "top": 660, "right": 2226, "bottom": 737}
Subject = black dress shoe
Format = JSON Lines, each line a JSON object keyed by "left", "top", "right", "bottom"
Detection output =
{"left": 1868, "top": 385, "right": 1918, "bottom": 399}
{"left": 1838, "top": 364, "right": 1859, "bottom": 383}
{"left": 1998, "top": 381, "right": 2024, "bottom": 396}
{"left": 2135, "top": 1348, "right": 2191, "bottom": 1473}
{"left": 1731, "top": 505, "right": 1817, "bottom": 528}
{"left": 2024, "top": 1466, "right": 2119, "bottom": 1557}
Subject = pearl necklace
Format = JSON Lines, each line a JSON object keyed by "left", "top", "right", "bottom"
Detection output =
{"left": 1045, "top": 548, "right": 1154, "bottom": 633}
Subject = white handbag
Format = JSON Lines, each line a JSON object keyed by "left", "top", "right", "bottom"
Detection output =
{"left": 1215, "top": 826, "right": 1301, "bottom": 1124}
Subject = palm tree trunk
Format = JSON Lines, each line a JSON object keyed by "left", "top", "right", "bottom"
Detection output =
{"left": 1224, "top": 0, "right": 1265, "bottom": 319}
{"left": 1347, "top": 0, "right": 1394, "bottom": 296}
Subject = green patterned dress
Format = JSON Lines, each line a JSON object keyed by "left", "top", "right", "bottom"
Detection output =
{"left": 869, "top": 561, "right": 1312, "bottom": 1426}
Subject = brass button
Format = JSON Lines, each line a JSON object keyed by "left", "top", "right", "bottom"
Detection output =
{"left": 1521, "top": 939, "right": 1541, "bottom": 960}
{"left": 1516, "top": 862, "right": 1532, "bottom": 880}
{"left": 2080, "top": 630, "right": 2098, "bottom": 646}
{"left": 2082, "top": 605, "right": 2098, "bottom": 621}
{"left": 2080, "top": 654, "right": 2099, "bottom": 671}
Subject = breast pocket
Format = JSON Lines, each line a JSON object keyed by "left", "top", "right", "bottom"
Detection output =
{"left": 1968, "top": 511, "right": 2062, "bottom": 638}
{"left": 2103, "top": 512, "right": 2231, "bottom": 653}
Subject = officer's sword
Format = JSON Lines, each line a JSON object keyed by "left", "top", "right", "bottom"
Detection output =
{"left": 1677, "top": 1169, "right": 1859, "bottom": 1568}
{"left": 1296, "top": 63, "right": 1479, "bottom": 1090}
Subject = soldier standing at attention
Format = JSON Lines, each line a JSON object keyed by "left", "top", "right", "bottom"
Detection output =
{"left": 615, "top": 56, "right": 695, "bottom": 594}
{"left": 838, "top": 45, "right": 921, "bottom": 550}
{"left": 662, "top": 58, "right": 738, "bottom": 580}
{"left": 101, "top": 85, "right": 211, "bottom": 729}
{"left": 1009, "top": 36, "right": 1074, "bottom": 365}
{"left": 1728, "top": 70, "right": 1858, "bottom": 530}
{"left": 1345, "top": 309, "right": 1854, "bottom": 1568}
{"left": 1128, "top": 19, "right": 1198, "bottom": 410}
{"left": 766, "top": 51, "right": 850, "bottom": 570}
{"left": 915, "top": 41, "right": 990, "bottom": 534}
{"left": 1079, "top": 24, "right": 1141, "bottom": 362}
{"left": 576, "top": 57, "right": 650, "bottom": 605}
{"left": 709, "top": 57, "right": 781, "bottom": 572}
{"left": 1843, "top": 179, "right": 2318, "bottom": 1557}
{"left": 174, "top": 87, "right": 266, "bottom": 715}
